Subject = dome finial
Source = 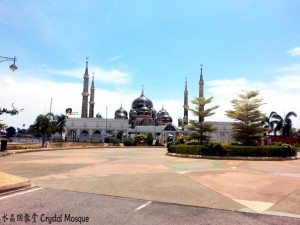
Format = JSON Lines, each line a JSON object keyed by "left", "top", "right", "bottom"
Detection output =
{"left": 91, "top": 72, "right": 95, "bottom": 88}
{"left": 86, "top": 56, "right": 89, "bottom": 67}
{"left": 200, "top": 64, "right": 203, "bottom": 82}
{"left": 141, "top": 85, "right": 144, "bottom": 96}
{"left": 85, "top": 56, "right": 89, "bottom": 75}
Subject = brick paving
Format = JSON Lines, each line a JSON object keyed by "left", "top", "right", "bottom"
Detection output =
{"left": 0, "top": 147, "right": 299, "bottom": 218}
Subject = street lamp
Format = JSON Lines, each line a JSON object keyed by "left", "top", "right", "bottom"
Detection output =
{"left": 0, "top": 56, "right": 18, "bottom": 71}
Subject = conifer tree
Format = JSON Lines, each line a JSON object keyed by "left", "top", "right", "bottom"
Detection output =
{"left": 226, "top": 90, "right": 264, "bottom": 146}
{"left": 186, "top": 96, "right": 219, "bottom": 144}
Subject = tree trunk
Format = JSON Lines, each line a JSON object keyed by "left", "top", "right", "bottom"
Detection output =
{"left": 42, "top": 134, "right": 46, "bottom": 147}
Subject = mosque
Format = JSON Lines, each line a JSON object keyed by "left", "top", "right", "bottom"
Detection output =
{"left": 65, "top": 59, "right": 233, "bottom": 143}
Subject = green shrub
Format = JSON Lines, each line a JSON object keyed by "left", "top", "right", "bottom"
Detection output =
{"left": 224, "top": 145, "right": 296, "bottom": 157}
{"left": 113, "top": 139, "right": 121, "bottom": 146}
{"left": 230, "top": 141, "right": 239, "bottom": 145}
{"left": 205, "top": 141, "right": 226, "bottom": 156}
{"left": 168, "top": 144, "right": 207, "bottom": 155}
{"left": 186, "top": 139, "right": 201, "bottom": 145}
{"left": 146, "top": 133, "right": 153, "bottom": 146}
{"left": 167, "top": 143, "right": 297, "bottom": 157}
{"left": 177, "top": 135, "right": 189, "bottom": 144}
{"left": 135, "top": 134, "right": 147, "bottom": 144}
{"left": 167, "top": 140, "right": 181, "bottom": 148}
{"left": 123, "top": 138, "right": 133, "bottom": 146}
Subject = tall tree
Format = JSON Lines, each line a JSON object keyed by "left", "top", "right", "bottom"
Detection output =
{"left": 0, "top": 104, "right": 23, "bottom": 116}
{"left": 30, "top": 113, "right": 56, "bottom": 147}
{"left": 0, "top": 123, "right": 7, "bottom": 131}
{"left": 269, "top": 111, "right": 297, "bottom": 137}
{"left": 55, "top": 114, "right": 67, "bottom": 141}
{"left": 262, "top": 111, "right": 278, "bottom": 136}
{"left": 283, "top": 112, "right": 297, "bottom": 137}
{"left": 268, "top": 112, "right": 283, "bottom": 136}
{"left": 226, "top": 90, "right": 264, "bottom": 146}
{"left": 185, "top": 96, "right": 219, "bottom": 144}
{"left": 6, "top": 126, "right": 16, "bottom": 137}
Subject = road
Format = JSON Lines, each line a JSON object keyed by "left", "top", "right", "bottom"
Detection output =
{"left": 1, "top": 187, "right": 299, "bottom": 225}
{"left": 0, "top": 147, "right": 299, "bottom": 224}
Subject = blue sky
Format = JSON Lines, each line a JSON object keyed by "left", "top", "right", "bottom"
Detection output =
{"left": 1, "top": 0, "right": 300, "bottom": 129}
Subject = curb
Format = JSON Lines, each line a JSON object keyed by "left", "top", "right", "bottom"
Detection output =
{"left": 4, "top": 146, "right": 167, "bottom": 155}
{"left": 0, "top": 179, "right": 31, "bottom": 194}
{"left": 166, "top": 152, "right": 299, "bottom": 161}
{"left": 0, "top": 151, "right": 10, "bottom": 157}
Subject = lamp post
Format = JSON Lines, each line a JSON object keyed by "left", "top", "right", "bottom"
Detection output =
{"left": 0, "top": 56, "right": 18, "bottom": 71}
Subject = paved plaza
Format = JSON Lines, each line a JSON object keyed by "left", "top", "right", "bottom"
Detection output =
{"left": 0, "top": 147, "right": 299, "bottom": 218}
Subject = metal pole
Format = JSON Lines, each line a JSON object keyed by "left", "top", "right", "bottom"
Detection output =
{"left": 49, "top": 98, "right": 53, "bottom": 113}
{"left": 106, "top": 107, "right": 108, "bottom": 133}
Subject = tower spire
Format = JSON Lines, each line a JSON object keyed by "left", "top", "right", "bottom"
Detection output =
{"left": 81, "top": 57, "right": 90, "bottom": 118}
{"left": 89, "top": 73, "right": 95, "bottom": 118}
{"left": 199, "top": 64, "right": 204, "bottom": 98}
{"left": 85, "top": 56, "right": 89, "bottom": 75}
{"left": 183, "top": 77, "right": 189, "bottom": 126}
{"left": 199, "top": 64, "right": 204, "bottom": 122}
{"left": 200, "top": 64, "right": 203, "bottom": 83}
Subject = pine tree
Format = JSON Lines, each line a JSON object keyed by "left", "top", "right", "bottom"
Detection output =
{"left": 186, "top": 96, "right": 219, "bottom": 144}
{"left": 226, "top": 90, "right": 264, "bottom": 146}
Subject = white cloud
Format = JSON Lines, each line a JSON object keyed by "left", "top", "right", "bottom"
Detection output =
{"left": 206, "top": 76, "right": 300, "bottom": 128}
{"left": 0, "top": 71, "right": 136, "bottom": 129}
{"left": 1, "top": 63, "right": 300, "bottom": 130}
{"left": 42, "top": 66, "right": 131, "bottom": 85}
{"left": 275, "top": 62, "right": 300, "bottom": 73}
{"left": 287, "top": 47, "right": 300, "bottom": 56}
{"left": 107, "top": 55, "right": 122, "bottom": 62}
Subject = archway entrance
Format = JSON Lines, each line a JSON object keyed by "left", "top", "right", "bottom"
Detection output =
{"left": 68, "top": 130, "right": 77, "bottom": 142}
{"left": 79, "top": 130, "right": 89, "bottom": 142}
{"left": 92, "top": 130, "right": 101, "bottom": 142}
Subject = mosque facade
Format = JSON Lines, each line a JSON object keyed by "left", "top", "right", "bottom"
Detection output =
{"left": 65, "top": 59, "right": 233, "bottom": 143}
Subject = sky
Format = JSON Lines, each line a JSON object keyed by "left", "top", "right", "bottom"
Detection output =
{"left": 1, "top": 0, "right": 300, "bottom": 129}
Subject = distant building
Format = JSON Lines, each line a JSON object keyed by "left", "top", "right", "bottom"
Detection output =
{"left": 65, "top": 59, "right": 176, "bottom": 143}
{"left": 177, "top": 65, "right": 233, "bottom": 143}
{"left": 65, "top": 59, "right": 233, "bottom": 143}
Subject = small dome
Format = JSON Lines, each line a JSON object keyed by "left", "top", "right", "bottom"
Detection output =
{"left": 114, "top": 105, "right": 128, "bottom": 119}
{"left": 157, "top": 106, "right": 169, "bottom": 118}
{"left": 139, "top": 102, "right": 151, "bottom": 115}
{"left": 129, "top": 109, "right": 138, "bottom": 116}
{"left": 96, "top": 112, "right": 102, "bottom": 118}
{"left": 157, "top": 106, "right": 172, "bottom": 123}
{"left": 152, "top": 108, "right": 157, "bottom": 118}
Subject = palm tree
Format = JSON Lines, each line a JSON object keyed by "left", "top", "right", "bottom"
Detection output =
{"left": 31, "top": 113, "right": 56, "bottom": 147}
{"left": 268, "top": 112, "right": 283, "bottom": 136}
{"left": 262, "top": 111, "right": 277, "bottom": 136}
{"left": 270, "top": 111, "right": 297, "bottom": 137}
{"left": 283, "top": 112, "right": 297, "bottom": 137}
{"left": 55, "top": 114, "right": 67, "bottom": 141}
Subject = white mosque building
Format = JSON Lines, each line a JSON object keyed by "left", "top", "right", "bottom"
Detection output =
{"left": 65, "top": 59, "right": 233, "bottom": 143}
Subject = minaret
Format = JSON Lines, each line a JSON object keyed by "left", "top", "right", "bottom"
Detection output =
{"left": 183, "top": 77, "right": 188, "bottom": 126}
{"left": 199, "top": 64, "right": 204, "bottom": 98}
{"left": 81, "top": 57, "right": 90, "bottom": 118}
{"left": 199, "top": 64, "right": 204, "bottom": 122}
{"left": 89, "top": 73, "right": 95, "bottom": 118}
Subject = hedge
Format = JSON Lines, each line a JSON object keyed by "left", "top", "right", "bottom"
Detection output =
{"left": 168, "top": 144, "right": 207, "bottom": 155}
{"left": 167, "top": 144, "right": 297, "bottom": 157}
